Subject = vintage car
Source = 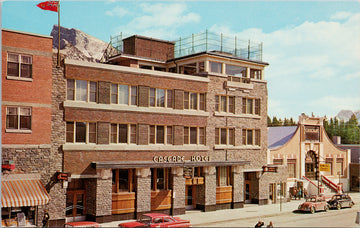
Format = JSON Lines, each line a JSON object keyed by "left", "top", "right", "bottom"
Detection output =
{"left": 327, "top": 193, "right": 355, "bottom": 209}
{"left": 298, "top": 196, "right": 329, "bottom": 213}
{"left": 119, "top": 213, "right": 191, "bottom": 228}
{"left": 64, "top": 221, "right": 101, "bottom": 227}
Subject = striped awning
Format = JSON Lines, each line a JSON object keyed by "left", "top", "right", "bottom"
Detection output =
{"left": 1, "top": 179, "right": 50, "bottom": 208}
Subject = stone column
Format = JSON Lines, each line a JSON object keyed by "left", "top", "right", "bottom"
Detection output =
{"left": 171, "top": 167, "right": 185, "bottom": 215}
{"left": 232, "top": 165, "right": 244, "bottom": 208}
{"left": 202, "top": 166, "right": 216, "bottom": 212}
{"left": 136, "top": 168, "right": 151, "bottom": 219}
{"left": 94, "top": 169, "right": 112, "bottom": 222}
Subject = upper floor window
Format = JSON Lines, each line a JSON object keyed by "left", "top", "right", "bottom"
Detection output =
{"left": 150, "top": 88, "right": 173, "bottom": 108}
{"left": 67, "top": 79, "right": 97, "bottom": 102}
{"left": 242, "top": 129, "right": 260, "bottom": 146}
{"left": 226, "top": 64, "right": 246, "bottom": 77}
{"left": 66, "top": 121, "right": 97, "bottom": 143}
{"left": 6, "top": 107, "right": 31, "bottom": 130}
{"left": 215, "top": 95, "right": 235, "bottom": 113}
{"left": 149, "top": 125, "right": 173, "bottom": 144}
{"left": 184, "top": 92, "right": 205, "bottom": 111}
{"left": 110, "top": 123, "right": 137, "bottom": 144}
{"left": 250, "top": 69, "right": 262, "bottom": 80}
{"left": 184, "top": 127, "right": 205, "bottom": 145}
{"left": 210, "top": 61, "right": 222, "bottom": 74}
{"left": 7, "top": 53, "right": 32, "bottom": 78}
{"left": 110, "top": 84, "right": 138, "bottom": 106}
{"left": 215, "top": 128, "right": 235, "bottom": 145}
{"left": 242, "top": 98, "right": 260, "bottom": 115}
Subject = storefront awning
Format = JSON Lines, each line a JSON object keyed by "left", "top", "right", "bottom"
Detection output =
{"left": 1, "top": 178, "right": 50, "bottom": 208}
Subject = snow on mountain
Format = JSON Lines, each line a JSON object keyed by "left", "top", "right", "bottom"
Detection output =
{"left": 51, "top": 25, "right": 117, "bottom": 62}
{"left": 335, "top": 110, "right": 360, "bottom": 122}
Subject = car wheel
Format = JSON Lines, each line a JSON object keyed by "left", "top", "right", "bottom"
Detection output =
{"left": 325, "top": 205, "right": 329, "bottom": 212}
{"left": 336, "top": 203, "right": 341, "bottom": 210}
{"left": 310, "top": 207, "right": 316, "bottom": 214}
{"left": 350, "top": 202, "right": 354, "bottom": 208}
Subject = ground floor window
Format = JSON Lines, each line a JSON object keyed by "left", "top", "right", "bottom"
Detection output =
{"left": 151, "top": 168, "right": 171, "bottom": 190}
{"left": 287, "top": 159, "right": 296, "bottom": 178}
{"left": 216, "top": 166, "right": 231, "bottom": 186}
{"left": 112, "top": 169, "right": 135, "bottom": 193}
{"left": 1, "top": 207, "right": 36, "bottom": 226}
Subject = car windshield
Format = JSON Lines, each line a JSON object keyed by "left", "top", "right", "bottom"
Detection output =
{"left": 139, "top": 215, "right": 152, "bottom": 224}
{"left": 306, "top": 197, "right": 316, "bottom": 202}
{"left": 332, "top": 195, "right": 341, "bottom": 200}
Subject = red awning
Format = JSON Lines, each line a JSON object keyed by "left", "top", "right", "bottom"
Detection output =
{"left": 1, "top": 179, "right": 50, "bottom": 208}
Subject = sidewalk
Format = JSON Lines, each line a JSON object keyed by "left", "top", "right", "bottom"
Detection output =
{"left": 102, "top": 192, "right": 360, "bottom": 227}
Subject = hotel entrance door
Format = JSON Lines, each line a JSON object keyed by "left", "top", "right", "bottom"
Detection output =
{"left": 185, "top": 185, "right": 196, "bottom": 210}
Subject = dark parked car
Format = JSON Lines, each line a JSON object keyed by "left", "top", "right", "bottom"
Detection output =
{"left": 327, "top": 193, "right": 354, "bottom": 209}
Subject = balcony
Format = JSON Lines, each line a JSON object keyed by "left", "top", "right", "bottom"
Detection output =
{"left": 225, "top": 77, "right": 253, "bottom": 91}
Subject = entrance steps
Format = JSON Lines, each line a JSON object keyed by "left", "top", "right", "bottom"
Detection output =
{"left": 301, "top": 176, "right": 338, "bottom": 197}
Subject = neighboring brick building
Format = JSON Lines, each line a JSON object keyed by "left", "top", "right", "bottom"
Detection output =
{"left": 1, "top": 29, "right": 53, "bottom": 226}
{"left": 49, "top": 33, "right": 287, "bottom": 225}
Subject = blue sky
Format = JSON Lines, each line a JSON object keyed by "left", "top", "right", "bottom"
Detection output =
{"left": 2, "top": 0, "right": 360, "bottom": 120}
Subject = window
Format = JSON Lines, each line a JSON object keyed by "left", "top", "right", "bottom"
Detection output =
{"left": 131, "top": 86, "right": 138, "bottom": 105}
{"left": 336, "top": 158, "right": 344, "bottom": 175}
{"left": 6, "top": 107, "right": 31, "bottom": 130}
{"left": 67, "top": 79, "right": 97, "bottom": 102}
{"left": 242, "top": 129, "right": 260, "bottom": 146}
{"left": 110, "top": 123, "right": 137, "bottom": 144}
{"left": 287, "top": 159, "right": 296, "bottom": 178}
{"left": 217, "top": 166, "right": 230, "bottom": 186}
{"left": 184, "top": 92, "right": 205, "bottom": 111}
{"left": 215, "top": 128, "right": 235, "bottom": 145}
{"left": 325, "top": 158, "right": 333, "bottom": 176}
{"left": 215, "top": 95, "right": 235, "bottom": 113}
{"left": 112, "top": 169, "right": 135, "bottom": 193}
{"left": 210, "top": 61, "right": 222, "bottom": 74}
{"left": 250, "top": 69, "right": 262, "bottom": 79}
{"left": 149, "top": 125, "right": 171, "bottom": 144}
{"left": 66, "top": 121, "right": 97, "bottom": 143}
{"left": 184, "top": 127, "right": 205, "bottom": 145}
{"left": 226, "top": 64, "right": 246, "bottom": 77}
{"left": 151, "top": 168, "right": 170, "bottom": 190}
{"left": 273, "top": 159, "right": 283, "bottom": 165}
{"left": 111, "top": 84, "right": 136, "bottom": 105}
{"left": 150, "top": 88, "right": 173, "bottom": 108}
{"left": 7, "top": 53, "right": 32, "bottom": 78}
{"left": 242, "top": 98, "right": 260, "bottom": 115}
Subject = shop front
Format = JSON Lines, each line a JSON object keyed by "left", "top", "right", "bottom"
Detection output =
{"left": 1, "top": 174, "right": 50, "bottom": 227}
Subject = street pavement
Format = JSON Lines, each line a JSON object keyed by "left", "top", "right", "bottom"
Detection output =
{"left": 101, "top": 192, "right": 360, "bottom": 227}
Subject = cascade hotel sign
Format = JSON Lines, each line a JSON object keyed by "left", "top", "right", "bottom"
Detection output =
{"left": 153, "top": 155, "right": 210, "bottom": 163}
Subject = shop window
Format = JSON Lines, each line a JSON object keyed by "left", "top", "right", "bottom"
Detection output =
{"left": 184, "top": 127, "right": 205, "bottom": 145}
{"left": 6, "top": 107, "right": 31, "bottom": 130}
{"left": 210, "top": 61, "right": 222, "bottom": 74}
{"left": 242, "top": 98, "right": 260, "bottom": 115}
{"left": 287, "top": 159, "right": 296, "bottom": 178}
{"left": 66, "top": 121, "right": 97, "bottom": 143}
{"left": 242, "top": 129, "right": 260, "bottom": 146}
{"left": 216, "top": 166, "right": 230, "bottom": 186}
{"left": 215, "top": 128, "right": 235, "bottom": 146}
{"left": 151, "top": 168, "right": 170, "bottom": 190}
{"left": 7, "top": 53, "right": 32, "bottom": 78}
{"left": 112, "top": 169, "right": 135, "bottom": 193}
{"left": 67, "top": 79, "right": 97, "bottom": 102}
{"left": 215, "top": 95, "right": 235, "bottom": 113}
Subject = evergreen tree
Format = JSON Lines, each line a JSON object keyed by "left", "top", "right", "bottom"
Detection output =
{"left": 272, "top": 116, "right": 281, "bottom": 126}
{"left": 267, "top": 116, "right": 272, "bottom": 126}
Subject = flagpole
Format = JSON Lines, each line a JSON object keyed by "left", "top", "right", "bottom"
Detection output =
{"left": 57, "top": 0, "right": 60, "bottom": 67}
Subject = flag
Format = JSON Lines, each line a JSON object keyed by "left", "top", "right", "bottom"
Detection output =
{"left": 37, "top": 1, "right": 59, "bottom": 12}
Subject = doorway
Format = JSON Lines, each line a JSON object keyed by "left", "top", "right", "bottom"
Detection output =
{"left": 185, "top": 185, "right": 196, "bottom": 210}
{"left": 305, "top": 151, "right": 317, "bottom": 180}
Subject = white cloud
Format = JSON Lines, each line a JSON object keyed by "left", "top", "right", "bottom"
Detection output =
{"left": 114, "top": 2, "right": 200, "bottom": 39}
{"left": 310, "top": 96, "right": 360, "bottom": 116}
{"left": 331, "top": 11, "right": 353, "bottom": 21}
{"left": 105, "top": 6, "right": 129, "bottom": 17}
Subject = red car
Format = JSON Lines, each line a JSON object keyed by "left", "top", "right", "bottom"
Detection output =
{"left": 298, "top": 196, "right": 329, "bottom": 213}
{"left": 119, "top": 213, "right": 191, "bottom": 228}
